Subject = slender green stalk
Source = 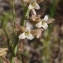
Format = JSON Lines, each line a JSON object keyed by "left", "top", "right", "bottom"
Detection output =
{"left": 20, "top": 6, "right": 30, "bottom": 26}
{"left": 10, "top": 0, "right": 16, "bottom": 63}
{"left": 0, "top": 15, "right": 11, "bottom": 51}
{"left": 0, "top": 57, "right": 3, "bottom": 63}
{"left": 49, "top": 0, "right": 60, "bottom": 17}
{"left": 10, "top": 2, "right": 30, "bottom": 63}
{"left": 18, "top": 50, "right": 23, "bottom": 63}
{"left": 10, "top": 56, "right": 14, "bottom": 63}
{"left": 2, "top": 27, "right": 10, "bottom": 48}
{"left": 19, "top": 6, "right": 30, "bottom": 63}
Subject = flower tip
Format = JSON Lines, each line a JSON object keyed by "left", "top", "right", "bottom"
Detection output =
{"left": 28, "top": 4, "right": 33, "bottom": 10}
{"left": 35, "top": 3, "right": 40, "bottom": 10}
{"left": 37, "top": 0, "right": 44, "bottom": 3}
{"left": 19, "top": 33, "right": 26, "bottom": 39}
{"left": 43, "top": 15, "right": 48, "bottom": 21}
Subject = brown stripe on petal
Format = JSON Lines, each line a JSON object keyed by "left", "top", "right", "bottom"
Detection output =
{"left": 36, "top": 0, "right": 44, "bottom": 3}
{"left": 1, "top": 56, "right": 10, "bottom": 63}
{"left": 21, "top": 0, "right": 29, "bottom": 3}
{"left": 46, "top": 18, "right": 55, "bottom": 24}
{"left": 31, "top": 29, "right": 43, "bottom": 38}
{"left": 30, "top": 19, "right": 40, "bottom": 24}
{"left": 29, "top": 15, "right": 41, "bottom": 24}
{"left": 0, "top": 52, "right": 7, "bottom": 56}
{"left": 18, "top": 39, "right": 25, "bottom": 52}
{"left": 21, "top": 0, "right": 44, "bottom": 4}
{"left": 14, "top": 57, "right": 21, "bottom": 63}
{"left": 31, "top": 9, "right": 36, "bottom": 16}
{"left": 0, "top": 48, "right": 8, "bottom": 56}
{"left": 15, "top": 22, "right": 25, "bottom": 33}
{"left": 0, "top": 48, "right": 8, "bottom": 51}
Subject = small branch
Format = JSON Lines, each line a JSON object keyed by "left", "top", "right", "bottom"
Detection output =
{"left": 2, "top": 27, "right": 11, "bottom": 51}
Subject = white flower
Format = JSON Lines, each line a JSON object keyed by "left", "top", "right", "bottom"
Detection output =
{"left": 28, "top": 0, "right": 40, "bottom": 10}
{"left": 36, "top": 15, "right": 48, "bottom": 29}
{"left": 19, "top": 27, "right": 34, "bottom": 40}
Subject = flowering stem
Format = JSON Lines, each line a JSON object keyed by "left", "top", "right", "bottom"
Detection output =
{"left": 2, "top": 27, "right": 10, "bottom": 48}
{"left": 11, "top": 3, "right": 30, "bottom": 63}
{"left": 10, "top": 0, "right": 16, "bottom": 63}
{"left": 10, "top": 56, "right": 14, "bottom": 63}
{"left": 20, "top": 6, "right": 30, "bottom": 26}
{"left": 10, "top": 35, "right": 19, "bottom": 63}
{"left": 17, "top": 5, "right": 30, "bottom": 63}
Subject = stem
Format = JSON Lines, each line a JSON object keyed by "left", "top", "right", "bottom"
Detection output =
{"left": 10, "top": 38, "right": 18, "bottom": 63}
{"left": 18, "top": 50, "right": 23, "bottom": 63}
{"left": 2, "top": 27, "right": 14, "bottom": 63}
{"left": 10, "top": 3, "right": 30, "bottom": 63}
{"left": 10, "top": 56, "right": 14, "bottom": 63}
{"left": 3, "top": 28, "right": 9, "bottom": 45}
{"left": 19, "top": 6, "right": 30, "bottom": 63}
{"left": 10, "top": 0, "right": 16, "bottom": 63}
{"left": 0, "top": 16, "right": 10, "bottom": 48}
{"left": 20, "top": 6, "right": 30, "bottom": 26}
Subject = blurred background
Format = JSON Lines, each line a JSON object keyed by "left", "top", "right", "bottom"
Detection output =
{"left": 0, "top": 0, "right": 63, "bottom": 63}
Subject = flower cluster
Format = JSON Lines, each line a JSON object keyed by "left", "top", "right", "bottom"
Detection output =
{"left": 18, "top": 0, "right": 54, "bottom": 40}
{"left": 35, "top": 15, "right": 48, "bottom": 29}
{"left": 19, "top": 27, "right": 34, "bottom": 40}
{"left": 28, "top": 0, "right": 40, "bottom": 10}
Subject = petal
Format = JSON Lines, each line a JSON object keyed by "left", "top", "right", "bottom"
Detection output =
{"left": 34, "top": 3, "right": 40, "bottom": 10}
{"left": 14, "top": 57, "right": 21, "bottom": 63}
{"left": 28, "top": 4, "right": 34, "bottom": 10}
{"left": 27, "top": 33, "right": 34, "bottom": 40}
{"left": 43, "top": 15, "right": 48, "bottom": 21}
{"left": 26, "top": 21, "right": 33, "bottom": 29}
{"left": 15, "top": 22, "right": 25, "bottom": 33}
{"left": 19, "top": 33, "right": 26, "bottom": 39}
{"left": 30, "top": 0, "right": 36, "bottom": 3}
{"left": 46, "top": 18, "right": 55, "bottom": 24}
{"left": 2, "top": 57, "right": 10, "bottom": 63}
{"left": 42, "top": 23, "right": 48, "bottom": 29}
{"left": 31, "top": 9, "right": 36, "bottom": 16}
{"left": 31, "top": 29, "right": 43, "bottom": 38}
{"left": 36, "top": 0, "right": 44, "bottom": 3}
{"left": 25, "top": 27, "right": 30, "bottom": 32}
{"left": 35, "top": 22, "right": 42, "bottom": 28}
